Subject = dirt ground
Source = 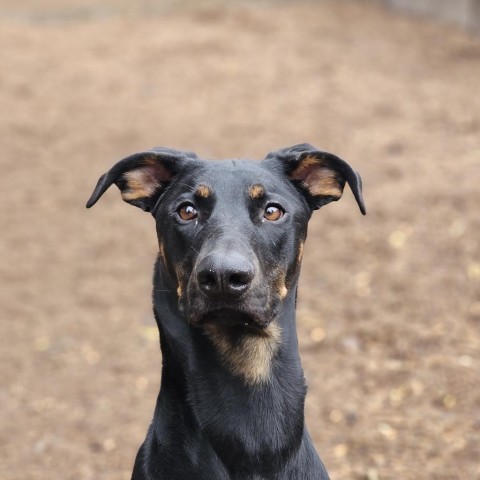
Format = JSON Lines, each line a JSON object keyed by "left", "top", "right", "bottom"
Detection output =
{"left": 1, "top": 1, "right": 479, "bottom": 479}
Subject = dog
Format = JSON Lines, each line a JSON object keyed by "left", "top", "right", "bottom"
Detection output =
{"left": 86, "top": 143, "right": 365, "bottom": 479}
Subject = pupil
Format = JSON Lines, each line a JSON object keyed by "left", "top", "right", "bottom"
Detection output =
{"left": 179, "top": 204, "right": 196, "bottom": 220}
{"left": 264, "top": 204, "right": 283, "bottom": 221}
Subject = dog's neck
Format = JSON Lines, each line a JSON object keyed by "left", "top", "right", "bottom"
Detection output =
{"left": 151, "top": 259, "right": 309, "bottom": 474}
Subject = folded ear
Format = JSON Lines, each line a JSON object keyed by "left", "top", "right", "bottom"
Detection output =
{"left": 86, "top": 148, "right": 195, "bottom": 212}
{"left": 265, "top": 146, "right": 366, "bottom": 215}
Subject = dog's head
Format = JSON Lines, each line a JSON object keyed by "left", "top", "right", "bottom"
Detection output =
{"left": 87, "top": 144, "right": 365, "bottom": 331}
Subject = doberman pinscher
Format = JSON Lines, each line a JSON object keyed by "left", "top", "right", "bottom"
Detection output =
{"left": 86, "top": 143, "right": 365, "bottom": 480}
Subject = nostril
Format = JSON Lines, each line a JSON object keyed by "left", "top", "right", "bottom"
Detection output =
{"left": 197, "top": 253, "right": 255, "bottom": 298}
{"left": 228, "top": 272, "right": 252, "bottom": 289}
{"left": 198, "top": 271, "right": 217, "bottom": 290}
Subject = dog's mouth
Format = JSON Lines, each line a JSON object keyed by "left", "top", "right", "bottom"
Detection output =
{"left": 197, "top": 308, "right": 269, "bottom": 330}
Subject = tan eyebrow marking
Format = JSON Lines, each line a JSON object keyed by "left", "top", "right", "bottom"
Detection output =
{"left": 248, "top": 184, "right": 265, "bottom": 199}
{"left": 195, "top": 184, "right": 212, "bottom": 198}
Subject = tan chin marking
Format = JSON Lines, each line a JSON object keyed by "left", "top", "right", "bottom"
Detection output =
{"left": 276, "top": 271, "right": 288, "bottom": 300}
{"left": 297, "top": 241, "right": 304, "bottom": 265}
{"left": 204, "top": 322, "right": 282, "bottom": 385}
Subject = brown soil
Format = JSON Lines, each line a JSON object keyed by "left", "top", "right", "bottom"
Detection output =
{"left": 1, "top": 1, "right": 479, "bottom": 479}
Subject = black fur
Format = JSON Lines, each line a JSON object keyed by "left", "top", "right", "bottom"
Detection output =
{"left": 87, "top": 144, "right": 365, "bottom": 480}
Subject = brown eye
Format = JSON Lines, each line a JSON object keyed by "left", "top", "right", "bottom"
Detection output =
{"left": 264, "top": 204, "right": 284, "bottom": 222}
{"left": 178, "top": 203, "right": 197, "bottom": 221}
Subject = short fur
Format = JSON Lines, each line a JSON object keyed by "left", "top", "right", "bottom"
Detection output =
{"left": 86, "top": 143, "right": 365, "bottom": 480}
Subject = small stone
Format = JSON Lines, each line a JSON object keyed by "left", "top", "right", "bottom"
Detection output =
{"left": 366, "top": 468, "right": 380, "bottom": 480}
{"left": 467, "top": 263, "right": 480, "bottom": 280}
{"left": 378, "top": 423, "right": 397, "bottom": 440}
{"left": 388, "top": 224, "right": 413, "bottom": 250}
{"left": 140, "top": 326, "right": 158, "bottom": 342}
{"left": 82, "top": 345, "right": 101, "bottom": 365}
{"left": 103, "top": 438, "right": 116, "bottom": 452}
{"left": 136, "top": 377, "right": 149, "bottom": 391}
{"left": 33, "top": 441, "right": 46, "bottom": 454}
{"left": 329, "top": 409, "right": 344, "bottom": 423}
{"left": 468, "top": 302, "right": 480, "bottom": 317}
{"left": 341, "top": 335, "right": 360, "bottom": 353}
{"left": 310, "top": 327, "right": 326, "bottom": 343}
{"left": 389, "top": 387, "right": 407, "bottom": 407}
{"left": 33, "top": 336, "right": 50, "bottom": 352}
{"left": 458, "top": 355, "right": 473, "bottom": 367}
{"left": 388, "top": 230, "right": 406, "bottom": 249}
{"left": 443, "top": 394, "right": 457, "bottom": 409}
{"left": 385, "top": 359, "right": 403, "bottom": 371}
{"left": 449, "top": 219, "right": 466, "bottom": 238}
{"left": 333, "top": 443, "right": 348, "bottom": 458}
{"left": 410, "top": 380, "right": 424, "bottom": 396}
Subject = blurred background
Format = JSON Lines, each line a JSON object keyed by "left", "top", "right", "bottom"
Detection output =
{"left": 1, "top": 0, "right": 479, "bottom": 479}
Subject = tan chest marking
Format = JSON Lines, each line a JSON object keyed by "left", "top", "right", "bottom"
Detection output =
{"left": 204, "top": 323, "right": 282, "bottom": 385}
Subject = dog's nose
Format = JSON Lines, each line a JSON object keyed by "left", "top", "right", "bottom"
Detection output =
{"left": 197, "top": 252, "right": 255, "bottom": 298}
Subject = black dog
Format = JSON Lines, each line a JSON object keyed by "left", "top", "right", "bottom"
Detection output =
{"left": 87, "top": 143, "right": 365, "bottom": 480}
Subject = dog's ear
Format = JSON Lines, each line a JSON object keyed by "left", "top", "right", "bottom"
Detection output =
{"left": 265, "top": 145, "right": 366, "bottom": 214}
{"left": 86, "top": 148, "right": 195, "bottom": 212}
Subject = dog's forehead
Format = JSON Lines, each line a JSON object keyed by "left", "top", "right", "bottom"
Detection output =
{"left": 183, "top": 159, "right": 288, "bottom": 194}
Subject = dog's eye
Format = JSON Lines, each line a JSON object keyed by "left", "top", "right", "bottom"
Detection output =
{"left": 177, "top": 203, "right": 198, "bottom": 221}
{"left": 264, "top": 204, "right": 284, "bottom": 222}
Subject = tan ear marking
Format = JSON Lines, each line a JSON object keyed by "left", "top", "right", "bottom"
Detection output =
{"left": 290, "top": 155, "right": 343, "bottom": 199}
{"left": 290, "top": 155, "right": 319, "bottom": 176}
{"left": 307, "top": 168, "right": 343, "bottom": 198}
{"left": 122, "top": 169, "right": 160, "bottom": 201}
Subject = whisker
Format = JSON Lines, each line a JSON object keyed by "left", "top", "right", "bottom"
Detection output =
{"left": 189, "top": 245, "right": 201, "bottom": 255}
{"left": 176, "top": 183, "right": 196, "bottom": 192}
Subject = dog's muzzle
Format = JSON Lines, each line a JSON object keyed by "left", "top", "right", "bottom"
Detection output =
{"left": 182, "top": 250, "right": 276, "bottom": 329}
{"left": 196, "top": 251, "right": 256, "bottom": 300}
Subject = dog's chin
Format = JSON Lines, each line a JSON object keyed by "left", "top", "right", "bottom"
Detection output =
{"left": 194, "top": 308, "right": 271, "bottom": 330}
